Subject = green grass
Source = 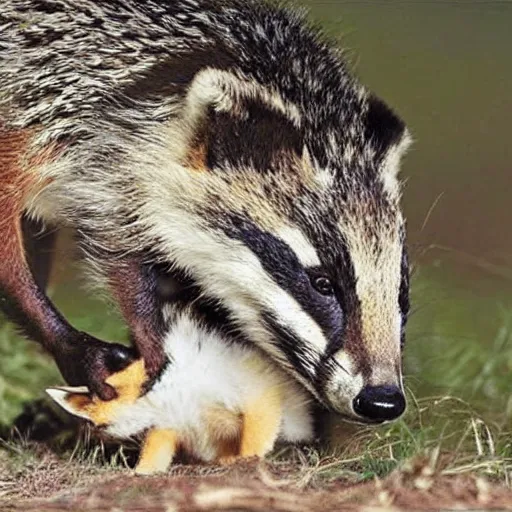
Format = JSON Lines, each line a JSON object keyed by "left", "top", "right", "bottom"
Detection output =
{"left": 0, "top": 255, "right": 511, "bottom": 486}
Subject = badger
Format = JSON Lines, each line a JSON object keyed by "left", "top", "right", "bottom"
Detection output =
{"left": 0, "top": 0, "right": 412, "bottom": 425}
{"left": 47, "top": 300, "right": 314, "bottom": 474}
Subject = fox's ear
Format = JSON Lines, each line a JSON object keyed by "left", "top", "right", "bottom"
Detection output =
{"left": 46, "top": 386, "right": 95, "bottom": 422}
{"left": 46, "top": 360, "right": 147, "bottom": 425}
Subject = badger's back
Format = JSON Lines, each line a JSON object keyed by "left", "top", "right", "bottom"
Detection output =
{"left": 0, "top": 0, "right": 344, "bottom": 136}
{"left": 0, "top": 0, "right": 363, "bottom": 252}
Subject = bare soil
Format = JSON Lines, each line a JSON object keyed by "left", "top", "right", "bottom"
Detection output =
{"left": 1, "top": 453, "right": 511, "bottom": 512}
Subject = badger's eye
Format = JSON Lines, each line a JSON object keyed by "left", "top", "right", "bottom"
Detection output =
{"left": 311, "top": 275, "right": 334, "bottom": 296}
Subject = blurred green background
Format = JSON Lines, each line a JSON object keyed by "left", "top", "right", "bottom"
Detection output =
{"left": 1, "top": 1, "right": 511, "bottom": 441}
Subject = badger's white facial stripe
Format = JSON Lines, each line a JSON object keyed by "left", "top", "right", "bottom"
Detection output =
{"left": 350, "top": 238, "right": 402, "bottom": 357}
{"left": 140, "top": 198, "right": 328, "bottom": 395}
{"left": 333, "top": 207, "right": 404, "bottom": 393}
{"left": 324, "top": 367, "right": 365, "bottom": 416}
{"left": 276, "top": 226, "right": 321, "bottom": 268}
{"left": 333, "top": 350, "right": 356, "bottom": 377}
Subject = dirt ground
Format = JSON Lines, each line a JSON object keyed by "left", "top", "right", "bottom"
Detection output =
{"left": 1, "top": 453, "right": 512, "bottom": 512}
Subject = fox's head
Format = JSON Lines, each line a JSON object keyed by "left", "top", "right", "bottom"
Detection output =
{"left": 46, "top": 359, "right": 148, "bottom": 433}
{"left": 65, "top": 8, "right": 411, "bottom": 424}
{"left": 47, "top": 360, "right": 183, "bottom": 474}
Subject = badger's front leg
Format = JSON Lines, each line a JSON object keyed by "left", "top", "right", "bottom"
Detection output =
{"left": 0, "top": 128, "right": 135, "bottom": 400}
{"left": 22, "top": 216, "right": 57, "bottom": 291}
{"left": 107, "top": 259, "right": 168, "bottom": 383}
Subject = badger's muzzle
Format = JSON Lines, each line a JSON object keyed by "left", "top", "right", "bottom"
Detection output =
{"left": 353, "top": 385, "right": 405, "bottom": 423}
{"left": 321, "top": 345, "right": 406, "bottom": 423}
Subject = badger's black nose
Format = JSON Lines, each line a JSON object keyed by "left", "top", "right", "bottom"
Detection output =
{"left": 353, "top": 385, "right": 406, "bottom": 422}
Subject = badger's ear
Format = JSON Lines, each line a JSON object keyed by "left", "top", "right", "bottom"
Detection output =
{"left": 182, "top": 68, "right": 301, "bottom": 127}
{"left": 46, "top": 386, "right": 95, "bottom": 422}
{"left": 365, "top": 95, "right": 413, "bottom": 194}
{"left": 174, "top": 68, "right": 302, "bottom": 171}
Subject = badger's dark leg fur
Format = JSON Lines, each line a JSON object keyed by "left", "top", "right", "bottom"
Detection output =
{"left": 0, "top": 128, "right": 135, "bottom": 399}
{"left": 108, "top": 259, "right": 167, "bottom": 382}
{"left": 22, "top": 216, "right": 57, "bottom": 291}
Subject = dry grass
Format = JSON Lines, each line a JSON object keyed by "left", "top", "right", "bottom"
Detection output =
{"left": 0, "top": 254, "right": 511, "bottom": 509}
{"left": 1, "top": 445, "right": 511, "bottom": 512}
{"left": 0, "top": 445, "right": 104, "bottom": 500}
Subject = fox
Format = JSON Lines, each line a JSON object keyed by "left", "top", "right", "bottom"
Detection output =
{"left": 0, "top": 0, "right": 411, "bottom": 424}
{"left": 47, "top": 305, "right": 314, "bottom": 475}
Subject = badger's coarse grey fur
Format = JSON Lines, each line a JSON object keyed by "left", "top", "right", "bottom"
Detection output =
{"left": 0, "top": 0, "right": 412, "bottom": 420}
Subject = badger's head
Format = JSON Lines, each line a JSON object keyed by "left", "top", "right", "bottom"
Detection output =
{"left": 24, "top": 4, "right": 410, "bottom": 425}
{"left": 130, "top": 64, "right": 412, "bottom": 425}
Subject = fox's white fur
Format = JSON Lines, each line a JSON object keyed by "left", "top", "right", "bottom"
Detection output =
{"left": 48, "top": 312, "right": 313, "bottom": 467}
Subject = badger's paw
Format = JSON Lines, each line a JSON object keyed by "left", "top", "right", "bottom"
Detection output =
{"left": 54, "top": 333, "right": 137, "bottom": 401}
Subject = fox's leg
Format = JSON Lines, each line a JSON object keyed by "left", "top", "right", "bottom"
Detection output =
{"left": 239, "top": 388, "right": 282, "bottom": 459}
{"left": 0, "top": 128, "right": 135, "bottom": 399}
{"left": 22, "top": 216, "right": 57, "bottom": 291}
{"left": 135, "top": 428, "right": 178, "bottom": 475}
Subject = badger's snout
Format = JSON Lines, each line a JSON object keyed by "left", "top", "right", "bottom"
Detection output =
{"left": 353, "top": 385, "right": 406, "bottom": 423}
{"left": 323, "top": 357, "right": 405, "bottom": 423}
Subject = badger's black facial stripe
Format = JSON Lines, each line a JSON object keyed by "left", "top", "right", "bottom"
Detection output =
{"left": 218, "top": 215, "right": 344, "bottom": 346}
{"left": 316, "top": 230, "right": 360, "bottom": 358}
{"left": 261, "top": 310, "right": 317, "bottom": 382}
{"left": 399, "top": 247, "right": 410, "bottom": 318}
{"left": 399, "top": 246, "right": 410, "bottom": 348}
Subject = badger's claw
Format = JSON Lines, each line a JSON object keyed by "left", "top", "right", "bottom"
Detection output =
{"left": 54, "top": 333, "right": 137, "bottom": 401}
